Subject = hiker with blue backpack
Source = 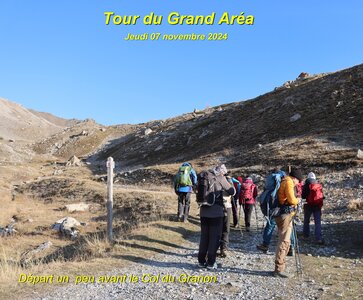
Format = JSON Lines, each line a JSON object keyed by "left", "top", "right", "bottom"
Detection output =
{"left": 174, "top": 162, "right": 197, "bottom": 223}
{"left": 273, "top": 168, "right": 303, "bottom": 278}
{"left": 302, "top": 172, "right": 325, "bottom": 244}
{"left": 257, "top": 170, "right": 296, "bottom": 256}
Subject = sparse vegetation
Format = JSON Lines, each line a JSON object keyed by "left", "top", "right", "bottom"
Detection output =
{"left": 0, "top": 64, "right": 363, "bottom": 299}
{"left": 348, "top": 199, "right": 363, "bottom": 211}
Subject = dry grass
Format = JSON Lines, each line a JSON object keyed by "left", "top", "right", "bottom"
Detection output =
{"left": 0, "top": 161, "right": 189, "bottom": 299}
{"left": 347, "top": 199, "right": 363, "bottom": 211}
{"left": 0, "top": 217, "right": 200, "bottom": 300}
{"left": 302, "top": 255, "right": 363, "bottom": 300}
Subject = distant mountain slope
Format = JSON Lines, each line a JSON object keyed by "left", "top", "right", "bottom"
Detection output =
{"left": 0, "top": 98, "right": 65, "bottom": 141}
{"left": 29, "top": 109, "right": 79, "bottom": 128}
{"left": 92, "top": 63, "right": 363, "bottom": 171}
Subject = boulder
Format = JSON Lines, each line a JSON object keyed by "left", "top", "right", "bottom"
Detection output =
{"left": 66, "top": 155, "right": 82, "bottom": 167}
{"left": 0, "top": 222, "right": 17, "bottom": 237}
{"left": 290, "top": 113, "right": 301, "bottom": 122}
{"left": 357, "top": 149, "right": 363, "bottom": 159}
{"left": 155, "top": 145, "right": 163, "bottom": 151}
{"left": 52, "top": 217, "right": 84, "bottom": 240}
{"left": 65, "top": 203, "right": 90, "bottom": 213}
{"left": 144, "top": 128, "right": 153, "bottom": 136}
{"left": 297, "top": 72, "right": 310, "bottom": 79}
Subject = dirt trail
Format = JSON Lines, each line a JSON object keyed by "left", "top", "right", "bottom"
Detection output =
{"left": 33, "top": 224, "right": 322, "bottom": 300}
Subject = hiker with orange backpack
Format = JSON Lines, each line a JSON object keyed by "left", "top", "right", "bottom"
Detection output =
{"left": 239, "top": 177, "right": 258, "bottom": 232}
{"left": 273, "top": 168, "right": 303, "bottom": 278}
{"left": 302, "top": 172, "right": 325, "bottom": 244}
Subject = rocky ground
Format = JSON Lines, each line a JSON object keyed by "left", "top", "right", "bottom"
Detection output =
{"left": 1, "top": 64, "right": 362, "bottom": 300}
{"left": 28, "top": 209, "right": 362, "bottom": 300}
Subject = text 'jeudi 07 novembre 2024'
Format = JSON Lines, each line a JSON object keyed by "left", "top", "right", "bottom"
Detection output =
{"left": 104, "top": 11, "right": 255, "bottom": 41}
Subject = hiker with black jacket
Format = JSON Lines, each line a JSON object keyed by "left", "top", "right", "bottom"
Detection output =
{"left": 274, "top": 168, "right": 303, "bottom": 278}
{"left": 219, "top": 176, "right": 234, "bottom": 258}
{"left": 302, "top": 172, "right": 324, "bottom": 244}
{"left": 198, "top": 164, "right": 235, "bottom": 270}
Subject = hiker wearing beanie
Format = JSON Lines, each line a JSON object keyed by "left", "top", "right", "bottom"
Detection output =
{"left": 198, "top": 164, "right": 235, "bottom": 270}
{"left": 174, "top": 162, "right": 197, "bottom": 222}
{"left": 239, "top": 177, "right": 258, "bottom": 232}
{"left": 273, "top": 168, "right": 302, "bottom": 278}
{"left": 302, "top": 172, "right": 324, "bottom": 244}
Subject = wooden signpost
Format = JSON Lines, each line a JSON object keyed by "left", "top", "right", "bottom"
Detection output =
{"left": 106, "top": 157, "right": 115, "bottom": 243}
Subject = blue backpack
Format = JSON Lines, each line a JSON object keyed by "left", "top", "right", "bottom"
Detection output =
{"left": 258, "top": 171, "right": 286, "bottom": 221}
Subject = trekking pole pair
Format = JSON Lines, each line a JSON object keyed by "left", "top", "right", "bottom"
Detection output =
{"left": 292, "top": 218, "right": 303, "bottom": 276}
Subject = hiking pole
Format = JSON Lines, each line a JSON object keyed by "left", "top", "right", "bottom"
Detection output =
{"left": 237, "top": 203, "right": 243, "bottom": 241}
{"left": 254, "top": 204, "right": 259, "bottom": 231}
{"left": 231, "top": 197, "right": 238, "bottom": 227}
{"left": 292, "top": 218, "right": 303, "bottom": 276}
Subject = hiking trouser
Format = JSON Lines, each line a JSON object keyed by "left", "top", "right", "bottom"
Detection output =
{"left": 274, "top": 213, "right": 294, "bottom": 272}
{"left": 231, "top": 196, "right": 238, "bottom": 226}
{"left": 303, "top": 205, "right": 322, "bottom": 241}
{"left": 177, "top": 192, "right": 191, "bottom": 221}
{"left": 198, "top": 217, "right": 223, "bottom": 266}
{"left": 220, "top": 208, "right": 231, "bottom": 250}
{"left": 262, "top": 218, "right": 296, "bottom": 248}
{"left": 243, "top": 203, "right": 254, "bottom": 228}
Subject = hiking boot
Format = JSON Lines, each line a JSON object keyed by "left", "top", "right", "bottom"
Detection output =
{"left": 220, "top": 249, "right": 227, "bottom": 258}
{"left": 316, "top": 239, "right": 325, "bottom": 245}
{"left": 207, "top": 262, "right": 218, "bottom": 270}
{"left": 256, "top": 243, "right": 269, "bottom": 253}
{"left": 287, "top": 247, "right": 295, "bottom": 257}
{"left": 273, "top": 271, "right": 294, "bottom": 278}
{"left": 198, "top": 262, "right": 207, "bottom": 268}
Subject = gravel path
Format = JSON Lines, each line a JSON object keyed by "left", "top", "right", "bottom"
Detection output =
{"left": 32, "top": 223, "right": 324, "bottom": 300}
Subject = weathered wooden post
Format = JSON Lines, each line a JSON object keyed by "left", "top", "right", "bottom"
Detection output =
{"left": 106, "top": 157, "right": 115, "bottom": 243}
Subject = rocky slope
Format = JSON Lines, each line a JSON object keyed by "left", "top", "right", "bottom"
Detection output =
{"left": 90, "top": 64, "right": 363, "bottom": 172}
{"left": 0, "top": 98, "right": 65, "bottom": 141}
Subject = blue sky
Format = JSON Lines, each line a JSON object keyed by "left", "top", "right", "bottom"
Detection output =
{"left": 0, "top": 0, "right": 362, "bottom": 125}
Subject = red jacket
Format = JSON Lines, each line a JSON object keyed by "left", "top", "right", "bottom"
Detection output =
{"left": 239, "top": 179, "right": 258, "bottom": 205}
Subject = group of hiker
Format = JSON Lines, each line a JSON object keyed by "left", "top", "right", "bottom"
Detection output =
{"left": 174, "top": 162, "right": 325, "bottom": 277}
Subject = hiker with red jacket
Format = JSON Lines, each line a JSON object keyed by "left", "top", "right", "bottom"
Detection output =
{"left": 239, "top": 177, "right": 258, "bottom": 232}
{"left": 302, "top": 172, "right": 324, "bottom": 244}
{"left": 296, "top": 180, "right": 304, "bottom": 198}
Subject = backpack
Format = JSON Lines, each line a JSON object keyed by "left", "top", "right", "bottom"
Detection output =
{"left": 258, "top": 171, "right": 285, "bottom": 219}
{"left": 306, "top": 183, "right": 324, "bottom": 206}
{"left": 175, "top": 165, "right": 193, "bottom": 187}
{"left": 239, "top": 182, "right": 255, "bottom": 204}
{"left": 196, "top": 171, "right": 216, "bottom": 206}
